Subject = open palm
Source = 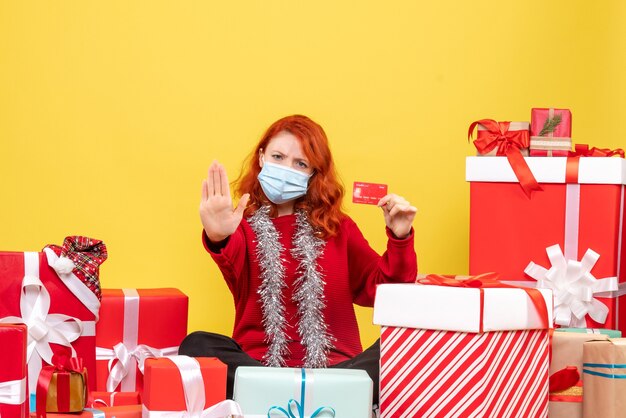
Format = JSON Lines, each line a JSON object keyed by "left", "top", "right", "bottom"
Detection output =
{"left": 200, "top": 161, "right": 250, "bottom": 243}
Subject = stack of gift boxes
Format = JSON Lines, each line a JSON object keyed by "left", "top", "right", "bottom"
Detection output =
{"left": 373, "top": 108, "right": 626, "bottom": 417}
{"left": 0, "top": 237, "right": 374, "bottom": 418}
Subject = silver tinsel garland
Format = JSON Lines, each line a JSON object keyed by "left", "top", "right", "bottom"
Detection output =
{"left": 249, "top": 206, "right": 333, "bottom": 368}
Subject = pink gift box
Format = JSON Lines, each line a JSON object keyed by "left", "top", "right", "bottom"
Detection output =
{"left": 530, "top": 108, "right": 572, "bottom": 156}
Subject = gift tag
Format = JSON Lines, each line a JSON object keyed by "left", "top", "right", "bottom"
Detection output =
{"left": 353, "top": 182, "right": 388, "bottom": 205}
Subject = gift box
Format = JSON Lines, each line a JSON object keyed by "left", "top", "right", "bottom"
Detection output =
{"left": 88, "top": 392, "right": 140, "bottom": 408}
{"left": 95, "top": 288, "right": 188, "bottom": 392}
{"left": 0, "top": 238, "right": 106, "bottom": 401}
{"left": 35, "top": 354, "right": 88, "bottom": 417}
{"left": 233, "top": 367, "right": 372, "bottom": 417}
{"left": 582, "top": 338, "right": 626, "bottom": 418}
{"left": 143, "top": 356, "right": 240, "bottom": 418}
{"left": 468, "top": 119, "right": 540, "bottom": 197}
{"left": 373, "top": 279, "right": 553, "bottom": 418}
{"left": 30, "top": 405, "right": 142, "bottom": 418}
{"left": 530, "top": 108, "right": 572, "bottom": 156}
{"left": 549, "top": 331, "right": 611, "bottom": 418}
{"left": 467, "top": 156, "right": 626, "bottom": 332}
{"left": 558, "top": 328, "right": 622, "bottom": 338}
{"left": 0, "top": 324, "right": 28, "bottom": 418}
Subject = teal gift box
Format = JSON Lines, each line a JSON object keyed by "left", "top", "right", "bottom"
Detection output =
{"left": 558, "top": 328, "right": 622, "bottom": 338}
{"left": 233, "top": 367, "right": 373, "bottom": 417}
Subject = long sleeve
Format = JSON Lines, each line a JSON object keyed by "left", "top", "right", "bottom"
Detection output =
{"left": 202, "top": 226, "right": 248, "bottom": 300}
{"left": 345, "top": 218, "right": 418, "bottom": 307}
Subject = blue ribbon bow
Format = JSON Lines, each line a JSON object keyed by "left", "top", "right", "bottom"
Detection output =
{"left": 267, "top": 369, "right": 336, "bottom": 418}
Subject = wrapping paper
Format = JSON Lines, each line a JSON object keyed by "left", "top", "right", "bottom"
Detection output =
{"left": 374, "top": 282, "right": 552, "bottom": 418}
{"left": 40, "top": 365, "right": 87, "bottom": 413}
{"left": 0, "top": 324, "right": 28, "bottom": 418}
{"left": 473, "top": 121, "right": 530, "bottom": 156}
{"left": 467, "top": 156, "right": 626, "bottom": 331}
{"left": 549, "top": 331, "right": 610, "bottom": 418}
{"left": 142, "top": 357, "right": 227, "bottom": 413}
{"left": 530, "top": 108, "right": 572, "bottom": 156}
{"left": 0, "top": 251, "right": 100, "bottom": 398}
{"left": 558, "top": 328, "right": 622, "bottom": 338}
{"left": 582, "top": 338, "right": 626, "bottom": 418}
{"left": 233, "top": 367, "right": 372, "bottom": 417}
{"left": 95, "top": 288, "right": 188, "bottom": 392}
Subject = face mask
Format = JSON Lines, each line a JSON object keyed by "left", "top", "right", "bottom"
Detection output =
{"left": 257, "top": 161, "right": 312, "bottom": 205}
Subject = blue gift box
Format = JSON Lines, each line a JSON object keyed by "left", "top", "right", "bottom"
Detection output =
{"left": 233, "top": 367, "right": 372, "bottom": 417}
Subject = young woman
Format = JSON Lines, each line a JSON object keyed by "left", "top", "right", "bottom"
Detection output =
{"left": 179, "top": 115, "right": 418, "bottom": 403}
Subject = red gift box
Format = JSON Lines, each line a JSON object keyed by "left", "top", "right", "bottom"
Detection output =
{"left": 143, "top": 356, "right": 239, "bottom": 418}
{"left": 0, "top": 244, "right": 104, "bottom": 399}
{"left": 530, "top": 108, "right": 572, "bottom": 156}
{"left": 467, "top": 156, "right": 626, "bottom": 332}
{"left": 88, "top": 392, "right": 140, "bottom": 408}
{"left": 30, "top": 405, "right": 142, "bottom": 418}
{"left": 95, "top": 289, "right": 188, "bottom": 393}
{"left": 373, "top": 282, "right": 552, "bottom": 418}
{"left": 0, "top": 324, "right": 28, "bottom": 418}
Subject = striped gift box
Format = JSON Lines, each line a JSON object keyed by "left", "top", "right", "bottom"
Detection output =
{"left": 374, "top": 283, "right": 553, "bottom": 418}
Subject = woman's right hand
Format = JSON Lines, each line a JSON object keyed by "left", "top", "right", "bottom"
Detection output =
{"left": 200, "top": 161, "right": 250, "bottom": 243}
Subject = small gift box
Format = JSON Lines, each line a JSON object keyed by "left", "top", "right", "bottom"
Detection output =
{"left": 143, "top": 356, "right": 240, "bottom": 418}
{"left": 582, "top": 338, "right": 626, "bottom": 418}
{"left": 233, "top": 367, "right": 372, "bottom": 417}
{"left": 0, "top": 324, "right": 28, "bottom": 418}
{"left": 373, "top": 275, "right": 553, "bottom": 418}
{"left": 95, "top": 288, "right": 188, "bottom": 393}
{"left": 530, "top": 107, "right": 573, "bottom": 156}
{"left": 468, "top": 119, "right": 540, "bottom": 197}
{"left": 549, "top": 331, "right": 611, "bottom": 418}
{"left": 88, "top": 392, "right": 140, "bottom": 408}
{"left": 35, "top": 352, "right": 88, "bottom": 418}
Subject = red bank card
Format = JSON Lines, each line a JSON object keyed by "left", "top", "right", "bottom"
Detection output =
{"left": 353, "top": 182, "right": 388, "bottom": 204}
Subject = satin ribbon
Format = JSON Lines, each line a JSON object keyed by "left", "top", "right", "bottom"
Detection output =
{"left": 569, "top": 144, "right": 625, "bottom": 158}
{"left": 0, "top": 378, "right": 27, "bottom": 405}
{"left": 0, "top": 252, "right": 88, "bottom": 395}
{"left": 36, "top": 352, "right": 86, "bottom": 418}
{"left": 95, "top": 289, "right": 179, "bottom": 391}
{"left": 142, "top": 356, "right": 243, "bottom": 418}
{"left": 267, "top": 369, "right": 336, "bottom": 418}
{"left": 418, "top": 272, "right": 550, "bottom": 332}
{"left": 468, "top": 119, "right": 542, "bottom": 197}
{"left": 525, "top": 245, "right": 618, "bottom": 328}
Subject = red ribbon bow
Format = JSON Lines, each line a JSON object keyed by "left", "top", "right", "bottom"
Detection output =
{"left": 36, "top": 348, "right": 87, "bottom": 418}
{"left": 418, "top": 272, "right": 550, "bottom": 332}
{"left": 468, "top": 119, "right": 542, "bottom": 198}
{"left": 565, "top": 144, "right": 625, "bottom": 184}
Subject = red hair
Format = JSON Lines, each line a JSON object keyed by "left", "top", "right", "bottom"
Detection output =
{"left": 235, "top": 115, "right": 345, "bottom": 238}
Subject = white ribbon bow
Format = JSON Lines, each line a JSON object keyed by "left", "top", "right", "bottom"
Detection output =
{"left": 142, "top": 356, "right": 243, "bottom": 418}
{"left": 525, "top": 244, "right": 619, "bottom": 327}
{"left": 0, "top": 378, "right": 26, "bottom": 405}
{"left": 96, "top": 343, "right": 179, "bottom": 392}
{"left": 0, "top": 252, "right": 84, "bottom": 393}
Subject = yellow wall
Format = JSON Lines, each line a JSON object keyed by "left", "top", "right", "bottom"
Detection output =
{"left": 1, "top": 1, "right": 625, "bottom": 348}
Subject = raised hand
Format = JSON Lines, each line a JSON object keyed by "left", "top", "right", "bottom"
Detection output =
{"left": 200, "top": 161, "right": 250, "bottom": 243}
{"left": 377, "top": 194, "right": 417, "bottom": 239}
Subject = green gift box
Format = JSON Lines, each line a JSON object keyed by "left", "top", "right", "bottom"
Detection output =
{"left": 558, "top": 328, "right": 622, "bottom": 338}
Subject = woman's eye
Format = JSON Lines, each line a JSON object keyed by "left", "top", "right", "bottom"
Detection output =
{"left": 272, "top": 154, "right": 283, "bottom": 160}
{"left": 297, "top": 161, "right": 308, "bottom": 168}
